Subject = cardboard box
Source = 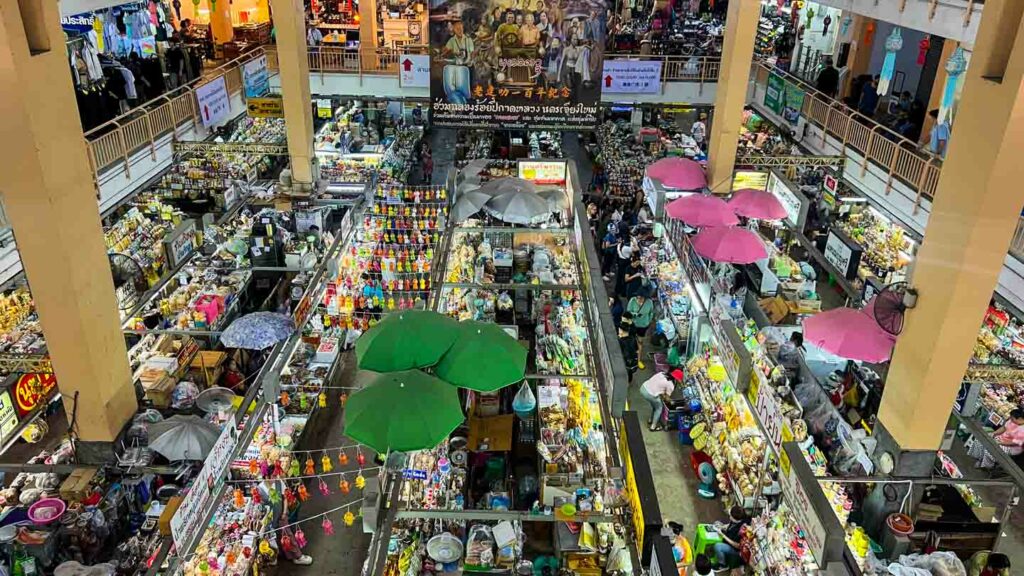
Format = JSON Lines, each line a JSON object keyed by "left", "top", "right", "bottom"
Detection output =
{"left": 759, "top": 296, "right": 788, "bottom": 324}
{"left": 190, "top": 351, "right": 227, "bottom": 387}
{"left": 60, "top": 468, "right": 98, "bottom": 501}
{"left": 142, "top": 372, "right": 176, "bottom": 408}
{"left": 159, "top": 496, "right": 183, "bottom": 536}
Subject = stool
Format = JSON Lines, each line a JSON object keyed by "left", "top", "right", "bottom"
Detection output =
{"left": 693, "top": 524, "right": 722, "bottom": 557}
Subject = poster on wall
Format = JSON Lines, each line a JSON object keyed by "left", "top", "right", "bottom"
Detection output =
{"left": 764, "top": 72, "right": 785, "bottom": 115}
{"left": 196, "top": 77, "right": 230, "bottom": 128}
{"left": 428, "top": 0, "right": 608, "bottom": 130}
{"left": 242, "top": 55, "right": 270, "bottom": 98}
{"left": 782, "top": 81, "right": 806, "bottom": 125}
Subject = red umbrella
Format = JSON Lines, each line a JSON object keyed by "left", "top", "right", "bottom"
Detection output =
{"left": 646, "top": 157, "right": 707, "bottom": 190}
{"left": 691, "top": 227, "right": 767, "bottom": 264}
{"left": 803, "top": 306, "right": 895, "bottom": 363}
{"left": 729, "top": 188, "right": 788, "bottom": 220}
{"left": 665, "top": 195, "right": 739, "bottom": 228}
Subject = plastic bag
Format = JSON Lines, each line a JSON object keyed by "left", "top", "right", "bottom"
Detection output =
{"left": 512, "top": 382, "right": 537, "bottom": 419}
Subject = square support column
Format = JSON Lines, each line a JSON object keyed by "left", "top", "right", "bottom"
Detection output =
{"left": 0, "top": 0, "right": 136, "bottom": 441}
{"left": 270, "top": 0, "right": 316, "bottom": 187}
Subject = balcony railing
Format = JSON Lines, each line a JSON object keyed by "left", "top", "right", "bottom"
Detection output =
{"left": 84, "top": 48, "right": 271, "bottom": 179}
{"left": 307, "top": 45, "right": 721, "bottom": 84}
{"left": 751, "top": 62, "right": 942, "bottom": 209}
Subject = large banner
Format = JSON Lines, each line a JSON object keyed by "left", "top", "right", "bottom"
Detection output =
{"left": 429, "top": 0, "right": 608, "bottom": 130}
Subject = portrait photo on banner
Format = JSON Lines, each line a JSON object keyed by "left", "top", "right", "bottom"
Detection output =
{"left": 429, "top": 0, "right": 608, "bottom": 129}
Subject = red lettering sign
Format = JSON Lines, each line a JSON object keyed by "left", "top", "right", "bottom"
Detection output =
{"left": 13, "top": 373, "right": 57, "bottom": 417}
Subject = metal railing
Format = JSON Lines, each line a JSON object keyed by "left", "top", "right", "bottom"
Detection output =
{"left": 84, "top": 48, "right": 271, "bottom": 178}
{"left": 751, "top": 61, "right": 942, "bottom": 209}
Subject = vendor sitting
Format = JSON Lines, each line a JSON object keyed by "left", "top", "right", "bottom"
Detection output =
{"left": 712, "top": 506, "right": 750, "bottom": 572}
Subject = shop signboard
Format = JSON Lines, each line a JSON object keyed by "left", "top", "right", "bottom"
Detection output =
{"left": 823, "top": 229, "right": 862, "bottom": 280}
{"left": 170, "top": 424, "right": 237, "bottom": 548}
{"left": 242, "top": 55, "right": 270, "bottom": 98}
{"left": 429, "top": 0, "right": 608, "bottom": 130}
{"left": 778, "top": 442, "right": 845, "bottom": 566}
{"left": 732, "top": 170, "right": 768, "bottom": 192}
{"left": 518, "top": 161, "right": 566, "bottom": 185}
{"left": 764, "top": 72, "right": 785, "bottom": 115}
{"left": 399, "top": 54, "right": 430, "bottom": 88}
{"left": 164, "top": 219, "right": 197, "bottom": 268}
{"left": 0, "top": 391, "right": 18, "bottom": 440}
{"left": 766, "top": 170, "right": 809, "bottom": 229}
{"left": 10, "top": 373, "right": 57, "bottom": 418}
{"left": 246, "top": 97, "right": 284, "bottom": 119}
{"left": 61, "top": 13, "right": 96, "bottom": 33}
{"left": 823, "top": 172, "right": 839, "bottom": 196}
{"left": 601, "top": 60, "right": 663, "bottom": 94}
{"left": 747, "top": 370, "right": 783, "bottom": 448}
{"left": 195, "top": 77, "right": 230, "bottom": 128}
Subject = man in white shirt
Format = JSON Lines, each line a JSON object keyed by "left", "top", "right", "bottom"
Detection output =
{"left": 691, "top": 112, "right": 708, "bottom": 151}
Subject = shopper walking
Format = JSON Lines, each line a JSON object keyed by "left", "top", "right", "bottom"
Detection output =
{"left": 627, "top": 290, "right": 654, "bottom": 368}
{"left": 691, "top": 112, "right": 707, "bottom": 151}
{"left": 613, "top": 231, "right": 634, "bottom": 297}
{"left": 623, "top": 255, "right": 645, "bottom": 298}
{"left": 815, "top": 57, "right": 839, "bottom": 98}
{"left": 601, "top": 224, "right": 618, "bottom": 279}
{"left": 617, "top": 321, "right": 639, "bottom": 383}
{"left": 639, "top": 369, "right": 681, "bottom": 431}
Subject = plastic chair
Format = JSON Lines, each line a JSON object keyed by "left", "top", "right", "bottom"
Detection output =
{"left": 693, "top": 524, "right": 722, "bottom": 557}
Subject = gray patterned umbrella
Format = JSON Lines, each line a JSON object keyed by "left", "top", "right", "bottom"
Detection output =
{"left": 452, "top": 189, "right": 492, "bottom": 222}
{"left": 220, "top": 311, "right": 295, "bottom": 350}
{"left": 484, "top": 189, "right": 552, "bottom": 225}
{"left": 148, "top": 415, "right": 221, "bottom": 461}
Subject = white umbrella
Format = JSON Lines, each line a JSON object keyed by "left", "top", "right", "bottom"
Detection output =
{"left": 477, "top": 177, "right": 538, "bottom": 197}
{"left": 452, "top": 190, "right": 492, "bottom": 222}
{"left": 484, "top": 189, "right": 552, "bottom": 225}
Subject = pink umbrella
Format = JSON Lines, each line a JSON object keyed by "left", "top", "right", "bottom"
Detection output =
{"left": 647, "top": 157, "right": 707, "bottom": 190}
{"left": 803, "top": 307, "right": 895, "bottom": 363}
{"left": 665, "top": 195, "right": 739, "bottom": 227}
{"left": 730, "top": 188, "right": 788, "bottom": 220}
{"left": 691, "top": 227, "right": 767, "bottom": 264}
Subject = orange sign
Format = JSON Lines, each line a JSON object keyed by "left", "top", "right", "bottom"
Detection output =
{"left": 13, "top": 373, "right": 57, "bottom": 417}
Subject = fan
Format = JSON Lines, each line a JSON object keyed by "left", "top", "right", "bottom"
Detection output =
{"left": 109, "top": 253, "right": 147, "bottom": 312}
{"left": 872, "top": 281, "right": 911, "bottom": 336}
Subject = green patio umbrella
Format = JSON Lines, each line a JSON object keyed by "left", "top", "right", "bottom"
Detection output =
{"left": 355, "top": 310, "right": 460, "bottom": 372}
{"left": 343, "top": 370, "right": 465, "bottom": 453}
{"left": 433, "top": 321, "right": 527, "bottom": 392}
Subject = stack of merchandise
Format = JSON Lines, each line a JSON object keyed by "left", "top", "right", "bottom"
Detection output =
{"left": 0, "top": 289, "right": 46, "bottom": 355}
{"left": 397, "top": 440, "right": 467, "bottom": 511}
{"left": 835, "top": 210, "right": 913, "bottom": 283}
{"left": 317, "top": 184, "right": 447, "bottom": 339}
{"left": 969, "top": 304, "right": 1024, "bottom": 393}
{"left": 104, "top": 207, "right": 177, "bottom": 284}
{"left": 527, "top": 131, "right": 562, "bottom": 159}
{"left": 536, "top": 294, "right": 589, "bottom": 376}
{"left": 320, "top": 157, "right": 378, "bottom": 184}
{"left": 125, "top": 266, "right": 250, "bottom": 331}
{"left": 380, "top": 127, "right": 424, "bottom": 184}
{"left": 741, "top": 502, "right": 819, "bottom": 575}
{"left": 594, "top": 121, "right": 659, "bottom": 199}
{"left": 537, "top": 379, "right": 609, "bottom": 481}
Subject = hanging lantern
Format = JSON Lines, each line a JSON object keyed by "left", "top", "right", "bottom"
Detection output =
{"left": 273, "top": 460, "right": 285, "bottom": 478}
{"left": 864, "top": 21, "right": 876, "bottom": 46}
{"left": 259, "top": 540, "right": 273, "bottom": 557}
{"left": 259, "top": 460, "right": 270, "bottom": 478}
{"left": 339, "top": 478, "right": 351, "bottom": 494}
{"left": 233, "top": 488, "right": 245, "bottom": 509}
{"left": 338, "top": 451, "right": 349, "bottom": 466}
{"left": 918, "top": 36, "right": 931, "bottom": 66}
{"left": 318, "top": 392, "right": 327, "bottom": 408}
{"left": 840, "top": 15, "right": 852, "bottom": 38}
{"left": 340, "top": 393, "right": 348, "bottom": 406}
{"left": 284, "top": 487, "right": 296, "bottom": 506}
{"left": 251, "top": 487, "right": 262, "bottom": 505}
{"left": 297, "top": 485, "right": 310, "bottom": 502}
{"left": 294, "top": 528, "right": 308, "bottom": 549}
{"left": 299, "top": 393, "right": 308, "bottom": 411}
{"left": 268, "top": 487, "right": 281, "bottom": 504}
{"left": 356, "top": 449, "right": 366, "bottom": 467}
{"left": 343, "top": 511, "right": 355, "bottom": 526}
{"left": 877, "top": 27, "right": 903, "bottom": 96}
{"left": 355, "top": 473, "right": 366, "bottom": 490}
{"left": 938, "top": 47, "right": 967, "bottom": 124}
{"left": 322, "top": 517, "right": 335, "bottom": 535}
{"left": 288, "top": 459, "right": 300, "bottom": 477}
{"left": 304, "top": 456, "right": 315, "bottom": 476}
{"left": 319, "top": 478, "right": 331, "bottom": 496}
{"left": 322, "top": 454, "right": 333, "bottom": 473}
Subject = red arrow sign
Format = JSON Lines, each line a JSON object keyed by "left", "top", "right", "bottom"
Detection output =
{"left": 604, "top": 75, "right": 613, "bottom": 88}
{"left": 402, "top": 58, "right": 413, "bottom": 71}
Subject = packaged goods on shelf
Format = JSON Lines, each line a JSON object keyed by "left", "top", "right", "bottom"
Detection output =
{"left": 396, "top": 440, "right": 466, "bottom": 511}
{"left": 536, "top": 293, "right": 590, "bottom": 376}
{"left": 319, "top": 156, "right": 379, "bottom": 184}
{"left": 445, "top": 230, "right": 578, "bottom": 286}
{"left": 741, "top": 502, "right": 819, "bottom": 575}
{"left": 379, "top": 126, "right": 424, "bottom": 184}
{"left": 199, "top": 207, "right": 335, "bottom": 270}
{"left": 179, "top": 494, "right": 271, "bottom": 576}
{"left": 834, "top": 208, "right": 914, "bottom": 285}
{"left": 538, "top": 378, "right": 608, "bottom": 480}
{"left": 528, "top": 131, "right": 563, "bottom": 159}
{"left": 124, "top": 266, "right": 250, "bottom": 331}
{"left": 0, "top": 289, "right": 46, "bottom": 355}
{"left": 104, "top": 206, "right": 180, "bottom": 284}
{"left": 594, "top": 122, "right": 660, "bottom": 198}
{"left": 437, "top": 286, "right": 502, "bottom": 322}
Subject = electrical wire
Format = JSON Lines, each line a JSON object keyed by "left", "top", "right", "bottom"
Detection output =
{"left": 225, "top": 466, "right": 382, "bottom": 484}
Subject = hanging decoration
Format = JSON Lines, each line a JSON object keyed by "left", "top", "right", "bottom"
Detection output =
{"left": 294, "top": 528, "right": 308, "bottom": 549}
{"left": 322, "top": 517, "right": 335, "bottom": 535}
{"left": 356, "top": 448, "right": 366, "bottom": 467}
{"left": 355, "top": 472, "right": 366, "bottom": 490}
{"left": 233, "top": 488, "right": 245, "bottom": 509}
{"left": 938, "top": 47, "right": 967, "bottom": 124}
{"left": 248, "top": 460, "right": 259, "bottom": 475}
{"left": 805, "top": 5, "right": 815, "bottom": 26}
{"left": 840, "top": 15, "right": 852, "bottom": 38}
{"left": 776, "top": 0, "right": 785, "bottom": 15}
{"left": 822, "top": 14, "right": 831, "bottom": 36}
{"left": 251, "top": 487, "right": 262, "bottom": 505}
{"left": 917, "top": 36, "right": 931, "bottom": 66}
{"left": 268, "top": 486, "right": 280, "bottom": 504}
{"left": 284, "top": 487, "right": 296, "bottom": 507}
{"left": 343, "top": 511, "right": 356, "bottom": 526}
{"left": 297, "top": 485, "right": 310, "bottom": 502}
{"left": 339, "top": 478, "right": 351, "bottom": 494}
{"left": 304, "top": 456, "right": 315, "bottom": 476}
{"left": 280, "top": 392, "right": 290, "bottom": 407}
{"left": 322, "top": 453, "right": 333, "bottom": 473}
{"left": 877, "top": 27, "right": 903, "bottom": 96}
{"left": 319, "top": 478, "right": 331, "bottom": 496}
{"left": 864, "top": 21, "right": 876, "bottom": 46}
{"left": 288, "top": 459, "right": 300, "bottom": 478}
{"left": 338, "top": 451, "right": 349, "bottom": 466}
{"left": 318, "top": 392, "right": 327, "bottom": 408}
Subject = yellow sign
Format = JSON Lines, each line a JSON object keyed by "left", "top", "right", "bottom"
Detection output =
{"left": 732, "top": 170, "right": 769, "bottom": 192}
{"left": 246, "top": 97, "right": 284, "bottom": 118}
{"left": 619, "top": 427, "right": 644, "bottom": 551}
{"left": 780, "top": 442, "right": 792, "bottom": 477}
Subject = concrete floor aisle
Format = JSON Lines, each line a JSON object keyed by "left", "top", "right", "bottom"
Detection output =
{"left": 562, "top": 132, "right": 729, "bottom": 534}
{"left": 272, "top": 355, "right": 374, "bottom": 576}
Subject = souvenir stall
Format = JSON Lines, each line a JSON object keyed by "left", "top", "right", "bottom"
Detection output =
{"left": 593, "top": 121, "right": 663, "bottom": 200}
{"left": 740, "top": 500, "right": 821, "bottom": 575}
{"left": 197, "top": 206, "right": 338, "bottom": 271}
{"left": 379, "top": 126, "right": 424, "bottom": 186}
{"left": 0, "top": 288, "right": 47, "bottom": 359}
{"left": 527, "top": 132, "right": 563, "bottom": 160}
{"left": 123, "top": 265, "right": 251, "bottom": 333}
{"left": 830, "top": 207, "right": 916, "bottom": 293}
{"left": 152, "top": 118, "right": 286, "bottom": 214}
{"left": 455, "top": 131, "right": 500, "bottom": 168}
